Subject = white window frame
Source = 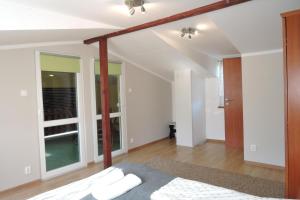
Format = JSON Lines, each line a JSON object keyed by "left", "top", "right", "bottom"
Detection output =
{"left": 35, "top": 51, "right": 87, "bottom": 180}
{"left": 90, "top": 59, "right": 127, "bottom": 163}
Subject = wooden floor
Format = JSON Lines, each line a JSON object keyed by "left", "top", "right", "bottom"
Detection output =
{"left": 0, "top": 139, "right": 284, "bottom": 200}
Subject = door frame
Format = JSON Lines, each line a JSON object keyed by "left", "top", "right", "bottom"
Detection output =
{"left": 35, "top": 51, "right": 87, "bottom": 180}
{"left": 90, "top": 58, "right": 128, "bottom": 163}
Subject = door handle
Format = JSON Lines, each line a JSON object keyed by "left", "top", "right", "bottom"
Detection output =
{"left": 225, "top": 98, "right": 233, "bottom": 102}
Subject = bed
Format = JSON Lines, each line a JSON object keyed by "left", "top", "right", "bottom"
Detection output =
{"left": 29, "top": 162, "right": 283, "bottom": 200}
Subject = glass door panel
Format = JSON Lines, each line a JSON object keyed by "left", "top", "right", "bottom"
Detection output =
{"left": 95, "top": 74, "right": 120, "bottom": 114}
{"left": 96, "top": 117, "right": 121, "bottom": 156}
{"left": 44, "top": 123, "right": 79, "bottom": 171}
{"left": 42, "top": 71, "right": 78, "bottom": 121}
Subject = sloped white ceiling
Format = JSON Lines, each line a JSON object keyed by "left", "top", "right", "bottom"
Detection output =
{"left": 109, "top": 30, "right": 209, "bottom": 80}
{"left": 207, "top": 0, "right": 300, "bottom": 54}
{"left": 0, "top": 0, "right": 300, "bottom": 81}
{"left": 0, "top": 1, "right": 119, "bottom": 30}
{"left": 153, "top": 15, "right": 240, "bottom": 59}
{"left": 151, "top": 14, "right": 240, "bottom": 76}
{"left": 2, "top": 0, "right": 220, "bottom": 28}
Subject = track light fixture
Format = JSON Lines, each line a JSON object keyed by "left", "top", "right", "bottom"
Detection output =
{"left": 125, "top": 0, "right": 146, "bottom": 16}
{"left": 180, "top": 27, "right": 198, "bottom": 39}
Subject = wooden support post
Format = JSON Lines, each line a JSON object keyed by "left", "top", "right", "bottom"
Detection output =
{"left": 99, "top": 38, "right": 112, "bottom": 168}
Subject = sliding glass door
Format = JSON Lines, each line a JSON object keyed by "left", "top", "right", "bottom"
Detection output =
{"left": 37, "top": 53, "right": 85, "bottom": 178}
{"left": 92, "top": 61, "right": 126, "bottom": 161}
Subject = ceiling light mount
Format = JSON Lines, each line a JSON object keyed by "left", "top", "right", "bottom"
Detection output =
{"left": 125, "top": 0, "right": 146, "bottom": 15}
{"left": 181, "top": 27, "right": 198, "bottom": 39}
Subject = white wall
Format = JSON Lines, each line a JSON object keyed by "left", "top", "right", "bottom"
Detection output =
{"left": 242, "top": 52, "right": 285, "bottom": 167}
{"left": 192, "top": 73, "right": 206, "bottom": 146}
{"left": 0, "top": 44, "right": 172, "bottom": 191}
{"left": 125, "top": 63, "right": 172, "bottom": 149}
{"left": 171, "top": 82, "right": 176, "bottom": 122}
{"left": 174, "top": 69, "right": 193, "bottom": 147}
{"left": 174, "top": 69, "right": 206, "bottom": 147}
{"left": 0, "top": 48, "right": 41, "bottom": 192}
{"left": 205, "top": 78, "right": 225, "bottom": 140}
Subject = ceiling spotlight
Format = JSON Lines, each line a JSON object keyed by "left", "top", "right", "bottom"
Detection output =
{"left": 125, "top": 0, "right": 146, "bottom": 15}
{"left": 180, "top": 27, "right": 198, "bottom": 39}
{"left": 49, "top": 74, "right": 55, "bottom": 77}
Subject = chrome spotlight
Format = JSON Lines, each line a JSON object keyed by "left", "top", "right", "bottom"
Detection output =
{"left": 181, "top": 27, "right": 198, "bottom": 39}
{"left": 125, "top": 0, "right": 146, "bottom": 15}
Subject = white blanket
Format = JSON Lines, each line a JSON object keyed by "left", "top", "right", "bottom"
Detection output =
{"left": 151, "top": 177, "right": 283, "bottom": 200}
{"left": 92, "top": 173, "right": 142, "bottom": 200}
{"left": 28, "top": 167, "right": 124, "bottom": 200}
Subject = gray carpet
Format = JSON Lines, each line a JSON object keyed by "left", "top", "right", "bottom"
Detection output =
{"left": 144, "top": 157, "right": 284, "bottom": 198}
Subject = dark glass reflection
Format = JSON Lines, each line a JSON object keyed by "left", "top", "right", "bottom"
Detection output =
{"left": 42, "top": 71, "right": 77, "bottom": 121}
{"left": 95, "top": 75, "right": 120, "bottom": 115}
{"left": 97, "top": 117, "right": 121, "bottom": 155}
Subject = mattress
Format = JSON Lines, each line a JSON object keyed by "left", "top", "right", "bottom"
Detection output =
{"left": 151, "top": 177, "right": 283, "bottom": 200}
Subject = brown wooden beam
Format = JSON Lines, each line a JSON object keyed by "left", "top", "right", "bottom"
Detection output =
{"left": 84, "top": 0, "right": 251, "bottom": 44}
{"left": 99, "top": 38, "right": 112, "bottom": 168}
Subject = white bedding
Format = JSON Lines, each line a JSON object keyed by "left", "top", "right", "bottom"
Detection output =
{"left": 28, "top": 167, "right": 125, "bottom": 200}
{"left": 91, "top": 173, "right": 142, "bottom": 200}
{"left": 151, "top": 177, "right": 283, "bottom": 200}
